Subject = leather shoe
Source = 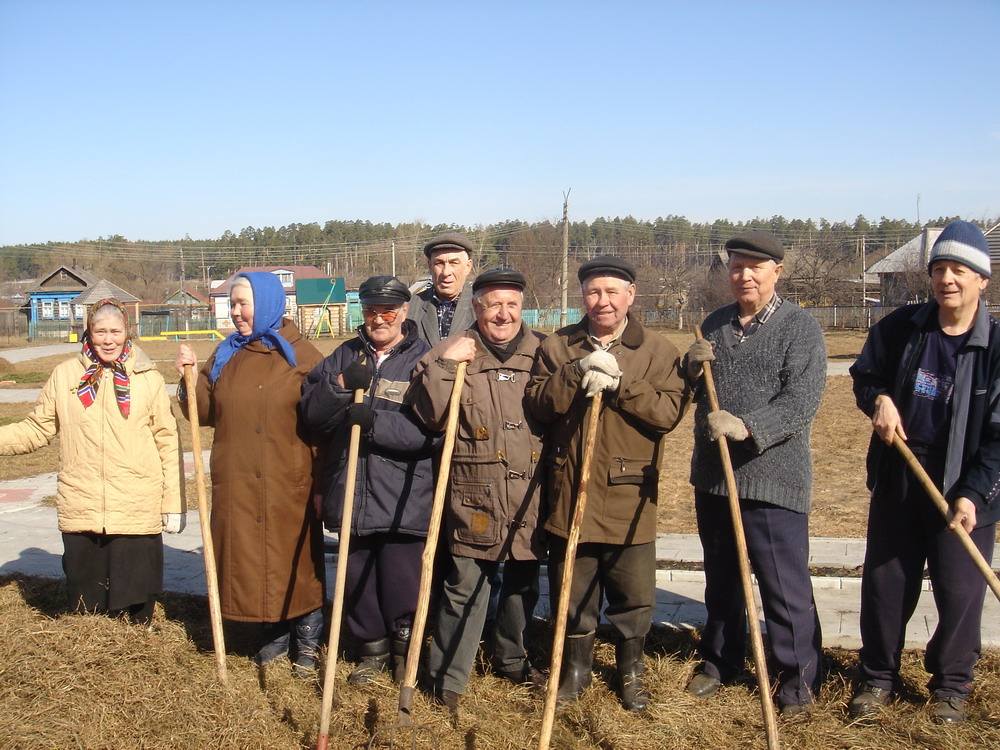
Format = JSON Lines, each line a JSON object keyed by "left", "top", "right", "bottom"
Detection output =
{"left": 931, "top": 695, "right": 966, "bottom": 724}
{"left": 780, "top": 702, "right": 812, "bottom": 719}
{"left": 434, "top": 688, "right": 459, "bottom": 714}
{"left": 686, "top": 671, "right": 721, "bottom": 698}
{"left": 848, "top": 684, "right": 891, "bottom": 719}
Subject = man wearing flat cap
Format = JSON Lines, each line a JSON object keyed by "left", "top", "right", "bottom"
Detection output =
{"left": 409, "top": 268, "right": 548, "bottom": 711}
{"left": 409, "top": 232, "right": 476, "bottom": 346}
{"left": 683, "top": 230, "right": 826, "bottom": 717}
{"left": 300, "top": 275, "right": 441, "bottom": 685}
{"left": 526, "top": 255, "right": 689, "bottom": 711}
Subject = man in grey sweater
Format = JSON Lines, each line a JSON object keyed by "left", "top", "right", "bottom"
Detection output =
{"left": 684, "top": 230, "right": 826, "bottom": 717}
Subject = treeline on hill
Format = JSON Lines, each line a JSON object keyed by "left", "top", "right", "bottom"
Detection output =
{"left": 2, "top": 213, "right": 995, "bottom": 310}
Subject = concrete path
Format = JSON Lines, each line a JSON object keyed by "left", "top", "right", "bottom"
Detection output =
{"left": 2, "top": 461, "right": 998, "bottom": 649}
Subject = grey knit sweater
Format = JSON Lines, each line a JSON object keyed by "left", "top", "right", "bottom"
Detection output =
{"left": 689, "top": 300, "right": 826, "bottom": 513}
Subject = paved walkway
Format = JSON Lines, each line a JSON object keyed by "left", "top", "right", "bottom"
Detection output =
{"left": 2, "top": 460, "right": 998, "bottom": 649}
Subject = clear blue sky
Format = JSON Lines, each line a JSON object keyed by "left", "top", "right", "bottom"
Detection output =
{"left": 1, "top": 0, "right": 997, "bottom": 246}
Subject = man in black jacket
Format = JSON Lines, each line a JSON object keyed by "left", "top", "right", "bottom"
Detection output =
{"left": 300, "top": 275, "right": 441, "bottom": 685}
{"left": 848, "top": 221, "right": 1000, "bottom": 724}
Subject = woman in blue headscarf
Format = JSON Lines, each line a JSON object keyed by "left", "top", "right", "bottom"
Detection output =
{"left": 175, "top": 271, "right": 326, "bottom": 676}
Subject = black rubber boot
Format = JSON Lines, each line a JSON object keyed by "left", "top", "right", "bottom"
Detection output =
{"left": 557, "top": 631, "right": 595, "bottom": 703}
{"left": 389, "top": 625, "right": 411, "bottom": 684}
{"left": 616, "top": 637, "right": 650, "bottom": 712}
{"left": 348, "top": 636, "right": 390, "bottom": 685}
{"left": 291, "top": 608, "right": 324, "bottom": 678}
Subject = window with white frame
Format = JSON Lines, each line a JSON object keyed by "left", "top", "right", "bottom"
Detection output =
{"left": 41, "top": 299, "right": 54, "bottom": 319}
{"left": 74, "top": 304, "right": 85, "bottom": 319}
{"left": 276, "top": 270, "right": 293, "bottom": 286}
{"left": 58, "top": 300, "right": 70, "bottom": 319}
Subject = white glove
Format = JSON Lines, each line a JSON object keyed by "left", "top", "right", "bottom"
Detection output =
{"left": 578, "top": 350, "right": 622, "bottom": 377}
{"left": 707, "top": 410, "right": 748, "bottom": 442}
{"left": 581, "top": 369, "right": 620, "bottom": 397}
{"left": 162, "top": 513, "right": 187, "bottom": 534}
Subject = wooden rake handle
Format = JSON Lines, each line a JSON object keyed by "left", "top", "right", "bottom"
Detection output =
{"left": 182, "top": 364, "right": 228, "bottom": 686}
{"left": 892, "top": 431, "right": 1000, "bottom": 604}
{"left": 537, "top": 391, "right": 602, "bottom": 750}
{"left": 316, "top": 387, "right": 366, "bottom": 750}
{"left": 694, "top": 327, "right": 779, "bottom": 750}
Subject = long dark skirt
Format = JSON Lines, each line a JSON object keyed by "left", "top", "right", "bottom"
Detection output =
{"left": 61, "top": 531, "right": 163, "bottom": 623}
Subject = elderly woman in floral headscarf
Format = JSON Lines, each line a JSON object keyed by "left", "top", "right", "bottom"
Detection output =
{"left": 175, "top": 271, "right": 326, "bottom": 676}
{"left": 0, "top": 298, "right": 185, "bottom": 624}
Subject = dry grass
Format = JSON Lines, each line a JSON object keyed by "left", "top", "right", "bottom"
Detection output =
{"left": 1, "top": 574, "right": 998, "bottom": 749}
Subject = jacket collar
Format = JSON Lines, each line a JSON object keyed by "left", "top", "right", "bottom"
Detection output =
{"left": 912, "top": 300, "right": 991, "bottom": 349}
{"left": 567, "top": 312, "right": 643, "bottom": 349}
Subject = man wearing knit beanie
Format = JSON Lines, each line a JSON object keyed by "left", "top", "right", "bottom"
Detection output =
{"left": 683, "top": 230, "right": 827, "bottom": 718}
{"left": 849, "top": 220, "right": 998, "bottom": 724}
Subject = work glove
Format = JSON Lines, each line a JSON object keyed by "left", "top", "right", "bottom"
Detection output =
{"left": 577, "top": 349, "right": 622, "bottom": 377}
{"left": 162, "top": 513, "right": 187, "bottom": 534}
{"left": 707, "top": 410, "right": 747, "bottom": 442}
{"left": 340, "top": 359, "right": 373, "bottom": 392}
{"left": 346, "top": 403, "right": 376, "bottom": 433}
{"left": 685, "top": 339, "right": 715, "bottom": 380}
{"left": 581, "top": 369, "right": 620, "bottom": 398}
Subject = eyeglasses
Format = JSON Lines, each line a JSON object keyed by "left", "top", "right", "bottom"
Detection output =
{"left": 362, "top": 307, "right": 401, "bottom": 323}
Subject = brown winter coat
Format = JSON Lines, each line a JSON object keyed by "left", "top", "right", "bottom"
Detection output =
{"left": 410, "top": 326, "right": 547, "bottom": 561}
{"left": 182, "top": 321, "right": 325, "bottom": 622}
{"left": 526, "top": 314, "right": 689, "bottom": 545}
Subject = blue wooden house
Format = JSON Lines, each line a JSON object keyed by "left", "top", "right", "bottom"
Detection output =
{"left": 26, "top": 265, "right": 138, "bottom": 340}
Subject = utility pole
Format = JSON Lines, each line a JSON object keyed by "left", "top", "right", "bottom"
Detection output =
{"left": 391, "top": 240, "right": 396, "bottom": 277}
{"left": 560, "top": 188, "right": 571, "bottom": 329}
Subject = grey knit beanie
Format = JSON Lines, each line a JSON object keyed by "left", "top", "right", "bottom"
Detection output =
{"left": 928, "top": 220, "right": 991, "bottom": 278}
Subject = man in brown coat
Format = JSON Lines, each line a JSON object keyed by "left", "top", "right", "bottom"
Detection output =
{"left": 527, "top": 256, "right": 689, "bottom": 711}
{"left": 410, "top": 269, "right": 547, "bottom": 712}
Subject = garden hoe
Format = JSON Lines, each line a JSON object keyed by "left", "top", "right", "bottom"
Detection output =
{"left": 367, "top": 362, "right": 468, "bottom": 749}
{"left": 537, "top": 391, "right": 602, "bottom": 750}
{"left": 893, "top": 430, "right": 1000, "bottom": 604}
{"left": 315, "top": 386, "right": 365, "bottom": 750}
{"left": 183, "top": 364, "right": 228, "bottom": 686}
{"left": 695, "top": 327, "right": 780, "bottom": 750}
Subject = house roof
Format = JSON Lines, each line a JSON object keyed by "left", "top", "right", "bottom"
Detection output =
{"left": 867, "top": 228, "right": 944, "bottom": 274}
{"left": 71, "top": 279, "right": 140, "bottom": 305}
{"left": 211, "top": 266, "right": 328, "bottom": 296}
{"left": 164, "top": 288, "right": 209, "bottom": 304}
{"left": 986, "top": 221, "right": 1000, "bottom": 265}
{"left": 27, "top": 265, "right": 101, "bottom": 294}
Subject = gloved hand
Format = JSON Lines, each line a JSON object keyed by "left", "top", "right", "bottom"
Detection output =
{"left": 581, "top": 369, "right": 620, "bottom": 397}
{"left": 685, "top": 339, "right": 715, "bottom": 380}
{"left": 346, "top": 403, "right": 376, "bottom": 432}
{"left": 340, "top": 359, "right": 373, "bottom": 392}
{"left": 162, "top": 513, "right": 187, "bottom": 534}
{"left": 578, "top": 349, "right": 622, "bottom": 377}
{"left": 707, "top": 410, "right": 748, "bottom": 441}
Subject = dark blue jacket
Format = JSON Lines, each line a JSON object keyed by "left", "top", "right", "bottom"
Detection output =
{"left": 299, "top": 320, "right": 440, "bottom": 536}
{"left": 850, "top": 301, "right": 1000, "bottom": 527}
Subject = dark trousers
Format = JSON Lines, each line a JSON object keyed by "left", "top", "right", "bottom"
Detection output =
{"left": 62, "top": 531, "right": 163, "bottom": 624}
{"left": 859, "top": 450, "right": 995, "bottom": 697}
{"left": 547, "top": 536, "right": 655, "bottom": 640}
{"left": 695, "top": 491, "right": 823, "bottom": 706}
{"left": 345, "top": 532, "right": 424, "bottom": 642}
{"left": 428, "top": 556, "right": 540, "bottom": 693}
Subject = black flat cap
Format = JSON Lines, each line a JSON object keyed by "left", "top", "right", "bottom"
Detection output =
{"left": 472, "top": 268, "right": 527, "bottom": 293}
{"left": 725, "top": 230, "right": 785, "bottom": 262}
{"left": 423, "top": 232, "right": 475, "bottom": 258}
{"left": 358, "top": 275, "right": 411, "bottom": 305}
{"left": 577, "top": 255, "right": 636, "bottom": 284}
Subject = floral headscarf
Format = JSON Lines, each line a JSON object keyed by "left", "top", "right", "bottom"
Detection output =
{"left": 77, "top": 298, "right": 132, "bottom": 417}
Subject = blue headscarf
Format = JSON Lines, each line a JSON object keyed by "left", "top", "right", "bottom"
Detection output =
{"left": 209, "top": 271, "right": 298, "bottom": 383}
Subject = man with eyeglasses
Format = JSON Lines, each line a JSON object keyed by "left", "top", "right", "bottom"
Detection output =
{"left": 409, "top": 268, "right": 547, "bottom": 713}
{"left": 300, "top": 275, "right": 441, "bottom": 686}
{"left": 409, "top": 232, "right": 476, "bottom": 346}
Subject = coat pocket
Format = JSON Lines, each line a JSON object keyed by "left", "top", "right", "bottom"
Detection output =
{"left": 452, "top": 480, "right": 499, "bottom": 546}
{"left": 607, "top": 457, "right": 657, "bottom": 486}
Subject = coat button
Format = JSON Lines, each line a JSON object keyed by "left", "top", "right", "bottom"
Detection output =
{"left": 256, "top": 472, "right": 261, "bottom": 478}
